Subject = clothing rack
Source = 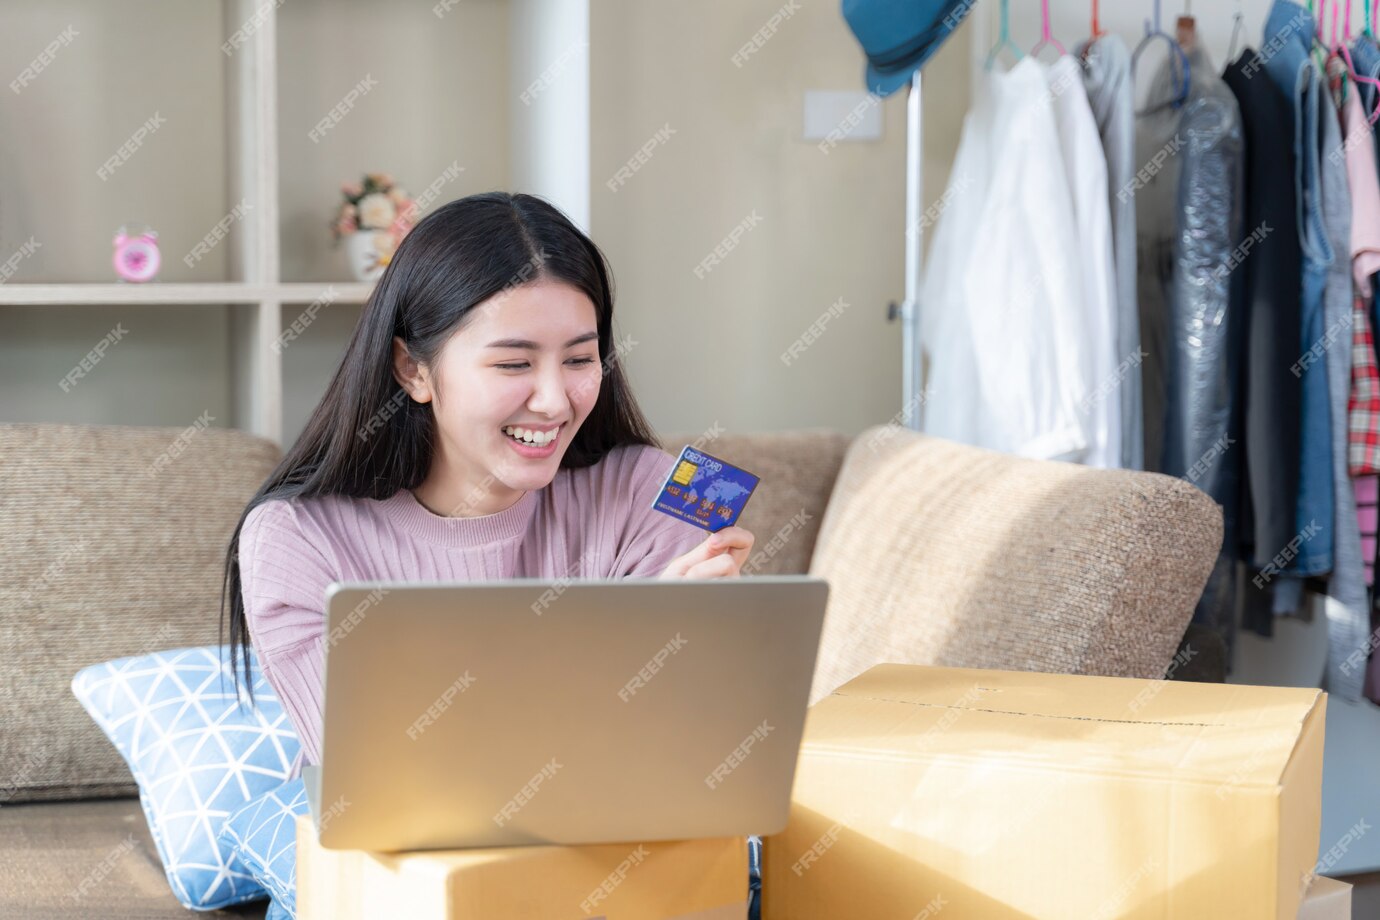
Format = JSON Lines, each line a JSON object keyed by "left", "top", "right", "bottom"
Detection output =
{"left": 945, "top": 0, "right": 1380, "bottom": 876}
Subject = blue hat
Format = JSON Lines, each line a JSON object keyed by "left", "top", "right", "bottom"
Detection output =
{"left": 842, "top": 0, "right": 974, "bottom": 96}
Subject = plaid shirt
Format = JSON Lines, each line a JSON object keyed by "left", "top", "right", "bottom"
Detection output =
{"left": 1350, "top": 297, "right": 1380, "bottom": 476}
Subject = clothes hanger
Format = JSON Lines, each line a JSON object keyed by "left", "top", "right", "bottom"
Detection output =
{"left": 1226, "top": 0, "right": 1247, "bottom": 62}
{"left": 1309, "top": 0, "right": 1333, "bottom": 72}
{"left": 1327, "top": 0, "right": 1380, "bottom": 120}
{"left": 1029, "top": 0, "right": 1067, "bottom": 59}
{"left": 984, "top": 0, "right": 1024, "bottom": 70}
{"left": 1131, "top": 0, "right": 1191, "bottom": 114}
{"left": 1079, "top": 0, "right": 1108, "bottom": 63}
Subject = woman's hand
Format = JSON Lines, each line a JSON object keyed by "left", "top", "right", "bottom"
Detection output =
{"left": 657, "top": 526, "right": 755, "bottom": 579}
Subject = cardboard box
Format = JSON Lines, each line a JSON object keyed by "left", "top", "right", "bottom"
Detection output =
{"left": 764, "top": 664, "right": 1326, "bottom": 919}
{"left": 1298, "top": 876, "right": 1351, "bottom": 919}
{"left": 296, "top": 815, "right": 748, "bottom": 919}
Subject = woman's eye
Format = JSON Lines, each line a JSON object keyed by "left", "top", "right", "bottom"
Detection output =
{"left": 495, "top": 357, "right": 598, "bottom": 370}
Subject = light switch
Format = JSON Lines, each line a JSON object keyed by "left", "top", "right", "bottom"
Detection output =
{"left": 802, "top": 90, "right": 883, "bottom": 142}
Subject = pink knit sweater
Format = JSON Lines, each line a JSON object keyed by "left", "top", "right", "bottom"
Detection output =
{"left": 238, "top": 443, "right": 704, "bottom": 777}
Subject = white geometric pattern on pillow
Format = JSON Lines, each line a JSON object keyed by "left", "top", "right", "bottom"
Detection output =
{"left": 220, "top": 777, "right": 308, "bottom": 919}
{"left": 70, "top": 645, "right": 302, "bottom": 910}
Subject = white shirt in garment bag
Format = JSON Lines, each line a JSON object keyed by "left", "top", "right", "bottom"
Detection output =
{"left": 921, "top": 57, "right": 1093, "bottom": 460}
{"left": 1046, "top": 55, "right": 1119, "bottom": 468}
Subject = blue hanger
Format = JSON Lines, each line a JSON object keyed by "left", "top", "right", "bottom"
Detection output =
{"left": 1131, "top": 0, "right": 1192, "bottom": 112}
{"left": 984, "top": 0, "right": 1024, "bottom": 70}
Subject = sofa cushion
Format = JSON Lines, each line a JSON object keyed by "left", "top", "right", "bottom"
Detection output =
{"left": 657, "top": 428, "right": 849, "bottom": 576}
{"left": 0, "top": 423, "right": 281, "bottom": 803}
{"left": 70, "top": 645, "right": 301, "bottom": 911}
{"left": 807, "top": 426, "right": 1223, "bottom": 703}
{"left": 0, "top": 797, "right": 268, "bottom": 919}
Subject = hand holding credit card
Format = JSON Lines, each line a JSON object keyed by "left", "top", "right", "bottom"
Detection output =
{"left": 651, "top": 445, "right": 760, "bottom": 533}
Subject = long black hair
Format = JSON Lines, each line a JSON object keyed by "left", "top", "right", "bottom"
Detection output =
{"left": 219, "top": 191, "right": 661, "bottom": 703}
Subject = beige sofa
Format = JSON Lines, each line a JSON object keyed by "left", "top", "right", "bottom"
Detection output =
{"left": 0, "top": 422, "right": 1222, "bottom": 918}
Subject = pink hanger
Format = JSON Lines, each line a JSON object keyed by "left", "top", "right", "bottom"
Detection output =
{"left": 1030, "top": 0, "right": 1067, "bottom": 57}
{"left": 1326, "top": 0, "right": 1380, "bottom": 124}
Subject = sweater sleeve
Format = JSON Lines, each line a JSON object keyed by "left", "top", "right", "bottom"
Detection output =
{"left": 238, "top": 498, "right": 338, "bottom": 772}
{"left": 609, "top": 445, "right": 707, "bottom": 578}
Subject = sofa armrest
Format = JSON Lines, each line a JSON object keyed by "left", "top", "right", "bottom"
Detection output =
{"left": 807, "top": 426, "right": 1223, "bottom": 703}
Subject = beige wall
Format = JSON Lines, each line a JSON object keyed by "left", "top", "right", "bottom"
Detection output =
{"left": 0, "top": 0, "right": 976, "bottom": 444}
{"left": 591, "top": 0, "right": 973, "bottom": 441}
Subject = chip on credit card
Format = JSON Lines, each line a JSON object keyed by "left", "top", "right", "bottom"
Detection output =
{"left": 651, "top": 445, "right": 760, "bottom": 533}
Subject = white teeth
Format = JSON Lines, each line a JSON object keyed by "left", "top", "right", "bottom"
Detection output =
{"left": 503, "top": 425, "right": 557, "bottom": 445}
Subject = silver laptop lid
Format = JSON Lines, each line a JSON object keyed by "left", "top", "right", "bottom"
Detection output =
{"left": 314, "top": 576, "right": 828, "bottom": 852}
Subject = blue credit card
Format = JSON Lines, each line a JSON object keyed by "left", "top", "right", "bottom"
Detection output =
{"left": 651, "top": 445, "right": 760, "bottom": 533}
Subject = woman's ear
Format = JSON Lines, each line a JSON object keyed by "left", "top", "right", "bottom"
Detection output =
{"left": 392, "top": 336, "right": 433, "bottom": 404}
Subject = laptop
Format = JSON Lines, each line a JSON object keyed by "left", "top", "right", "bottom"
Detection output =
{"left": 301, "top": 575, "right": 828, "bottom": 852}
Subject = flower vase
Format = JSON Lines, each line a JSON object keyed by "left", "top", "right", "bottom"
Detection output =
{"left": 344, "top": 230, "right": 391, "bottom": 282}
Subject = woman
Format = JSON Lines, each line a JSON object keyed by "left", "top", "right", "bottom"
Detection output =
{"left": 220, "top": 191, "right": 754, "bottom": 775}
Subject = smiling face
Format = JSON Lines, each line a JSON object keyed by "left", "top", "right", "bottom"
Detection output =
{"left": 392, "top": 278, "right": 604, "bottom": 517}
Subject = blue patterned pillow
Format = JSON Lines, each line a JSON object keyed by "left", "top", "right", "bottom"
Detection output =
{"left": 70, "top": 645, "right": 302, "bottom": 910}
{"left": 220, "top": 777, "right": 309, "bottom": 919}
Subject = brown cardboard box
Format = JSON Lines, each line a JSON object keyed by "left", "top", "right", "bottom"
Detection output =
{"left": 297, "top": 815, "right": 748, "bottom": 919}
{"left": 1298, "top": 877, "right": 1352, "bottom": 919}
{"left": 764, "top": 664, "right": 1326, "bottom": 919}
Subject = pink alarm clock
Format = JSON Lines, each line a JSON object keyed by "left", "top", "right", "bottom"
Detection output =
{"left": 112, "top": 227, "right": 160, "bottom": 282}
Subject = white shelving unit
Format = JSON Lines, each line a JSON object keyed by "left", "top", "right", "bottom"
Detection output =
{"left": 2, "top": 0, "right": 589, "bottom": 449}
